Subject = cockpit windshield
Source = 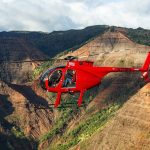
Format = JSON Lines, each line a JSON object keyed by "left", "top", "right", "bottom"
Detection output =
{"left": 48, "top": 70, "right": 62, "bottom": 87}
{"left": 40, "top": 68, "right": 55, "bottom": 89}
{"left": 40, "top": 68, "right": 55, "bottom": 81}
{"left": 40, "top": 66, "right": 65, "bottom": 89}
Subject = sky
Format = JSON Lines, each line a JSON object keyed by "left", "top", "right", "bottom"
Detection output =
{"left": 0, "top": 0, "right": 150, "bottom": 32}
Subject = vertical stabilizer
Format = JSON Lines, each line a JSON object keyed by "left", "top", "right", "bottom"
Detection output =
{"left": 141, "top": 52, "right": 150, "bottom": 82}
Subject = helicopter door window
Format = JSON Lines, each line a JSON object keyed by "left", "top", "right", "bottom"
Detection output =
{"left": 48, "top": 70, "right": 62, "bottom": 87}
{"left": 63, "top": 69, "right": 76, "bottom": 87}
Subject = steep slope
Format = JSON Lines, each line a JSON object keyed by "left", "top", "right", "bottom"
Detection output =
{"left": 76, "top": 83, "right": 150, "bottom": 150}
{"left": 0, "top": 37, "right": 46, "bottom": 61}
{"left": 127, "top": 27, "right": 150, "bottom": 46}
{"left": 66, "top": 31, "right": 150, "bottom": 67}
{"left": 0, "top": 81, "right": 54, "bottom": 139}
{"left": 0, "top": 37, "right": 47, "bottom": 83}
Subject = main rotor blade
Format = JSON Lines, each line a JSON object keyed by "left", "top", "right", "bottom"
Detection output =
{"left": 0, "top": 58, "right": 64, "bottom": 63}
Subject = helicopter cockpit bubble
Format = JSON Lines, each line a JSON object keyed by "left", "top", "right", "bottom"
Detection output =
{"left": 40, "top": 66, "right": 65, "bottom": 90}
{"left": 40, "top": 68, "right": 55, "bottom": 90}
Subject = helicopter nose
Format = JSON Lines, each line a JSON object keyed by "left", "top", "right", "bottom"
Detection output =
{"left": 39, "top": 71, "right": 49, "bottom": 90}
{"left": 40, "top": 79, "right": 47, "bottom": 90}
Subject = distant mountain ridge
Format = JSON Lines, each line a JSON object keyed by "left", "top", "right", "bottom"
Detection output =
{"left": 0, "top": 25, "right": 150, "bottom": 57}
{"left": 0, "top": 25, "right": 108, "bottom": 58}
{"left": 0, "top": 25, "right": 150, "bottom": 59}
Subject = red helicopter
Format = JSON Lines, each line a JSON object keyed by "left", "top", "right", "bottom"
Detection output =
{"left": 40, "top": 52, "right": 150, "bottom": 108}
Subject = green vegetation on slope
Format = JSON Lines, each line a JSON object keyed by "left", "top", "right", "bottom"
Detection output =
{"left": 31, "top": 61, "right": 54, "bottom": 80}
{"left": 51, "top": 103, "right": 120, "bottom": 150}
{"left": 38, "top": 85, "right": 99, "bottom": 148}
{"left": 127, "top": 27, "right": 150, "bottom": 46}
{"left": 0, "top": 94, "right": 37, "bottom": 150}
